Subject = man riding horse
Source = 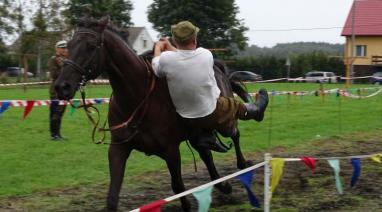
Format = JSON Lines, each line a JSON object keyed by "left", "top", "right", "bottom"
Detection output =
{"left": 152, "top": 21, "right": 269, "bottom": 153}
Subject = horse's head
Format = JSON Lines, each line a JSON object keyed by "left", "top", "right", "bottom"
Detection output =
{"left": 55, "top": 16, "right": 110, "bottom": 100}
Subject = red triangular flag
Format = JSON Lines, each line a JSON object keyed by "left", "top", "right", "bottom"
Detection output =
{"left": 23, "top": 100, "right": 35, "bottom": 120}
{"left": 300, "top": 156, "right": 317, "bottom": 173}
{"left": 139, "top": 199, "right": 167, "bottom": 212}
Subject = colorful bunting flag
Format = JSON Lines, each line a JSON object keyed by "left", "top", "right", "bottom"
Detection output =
{"left": 192, "top": 185, "right": 213, "bottom": 212}
{"left": 237, "top": 170, "right": 260, "bottom": 208}
{"left": 22, "top": 100, "right": 35, "bottom": 120}
{"left": 70, "top": 100, "right": 80, "bottom": 116}
{"left": 371, "top": 153, "right": 382, "bottom": 163}
{"left": 328, "top": 159, "right": 343, "bottom": 194}
{"left": 94, "top": 98, "right": 103, "bottom": 104}
{"left": 0, "top": 101, "right": 10, "bottom": 115}
{"left": 300, "top": 157, "right": 317, "bottom": 173}
{"left": 139, "top": 199, "right": 167, "bottom": 212}
{"left": 350, "top": 158, "right": 361, "bottom": 188}
{"left": 270, "top": 158, "right": 285, "bottom": 195}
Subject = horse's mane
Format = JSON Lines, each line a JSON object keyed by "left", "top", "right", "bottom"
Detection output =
{"left": 78, "top": 17, "right": 131, "bottom": 45}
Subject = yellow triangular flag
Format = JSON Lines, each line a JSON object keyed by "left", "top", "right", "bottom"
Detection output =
{"left": 371, "top": 153, "right": 382, "bottom": 163}
{"left": 270, "top": 158, "right": 285, "bottom": 196}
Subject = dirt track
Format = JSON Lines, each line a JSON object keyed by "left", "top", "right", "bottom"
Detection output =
{"left": 1, "top": 132, "right": 382, "bottom": 212}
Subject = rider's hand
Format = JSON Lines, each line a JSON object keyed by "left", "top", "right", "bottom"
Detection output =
{"left": 159, "top": 37, "right": 177, "bottom": 52}
{"left": 154, "top": 41, "right": 165, "bottom": 57}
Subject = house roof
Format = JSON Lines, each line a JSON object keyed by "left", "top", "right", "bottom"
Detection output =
{"left": 126, "top": 27, "right": 145, "bottom": 44}
{"left": 342, "top": 0, "right": 382, "bottom": 36}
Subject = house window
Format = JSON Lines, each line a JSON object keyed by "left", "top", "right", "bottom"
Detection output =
{"left": 143, "top": 39, "right": 147, "bottom": 48}
{"left": 356, "top": 45, "right": 367, "bottom": 57}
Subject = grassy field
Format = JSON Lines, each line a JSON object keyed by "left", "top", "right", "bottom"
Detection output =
{"left": 0, "top": 83, "right": 381, "bottom": 199}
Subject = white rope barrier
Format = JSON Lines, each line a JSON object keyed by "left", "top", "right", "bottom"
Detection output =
{"left": 340, "top": 88, "right": 382, "bottom": 99}
{"left": 1, "top": 87, "right": 380, "bottom": 108}
{"left": 129, "top": 161, "right": 266, "bottom": 212}
{"left": 0, "top": 98, "right": 110, "bottom": 107}
{"left": 281, "top": 153, "right": 380, "bottom": 162}
{"left": 0, "top": 79, "right": 110, "bottom": 87}
{"left": 0, "top": 81, "right": 51, "bottom": 86}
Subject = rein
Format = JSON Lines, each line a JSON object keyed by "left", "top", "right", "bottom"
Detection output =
{"left": 72, "top": 58, "right": 156, "bottom": 145}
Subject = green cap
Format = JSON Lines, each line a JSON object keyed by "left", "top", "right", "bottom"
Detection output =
{"left": 171, "top": 21, "right": 200, "bottom": 43}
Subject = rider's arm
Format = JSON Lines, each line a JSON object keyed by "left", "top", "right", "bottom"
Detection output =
{"left": 152, "top": 42, "right": 165, "bottom": 78}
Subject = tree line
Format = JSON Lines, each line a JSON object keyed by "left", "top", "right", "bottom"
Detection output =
{"left": 229, "top": 50, "right": 345, "bottom": 79}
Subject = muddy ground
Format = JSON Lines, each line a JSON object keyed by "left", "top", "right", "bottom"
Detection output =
{"left": 1, "top": 132, "right": 382, "bottom": 212}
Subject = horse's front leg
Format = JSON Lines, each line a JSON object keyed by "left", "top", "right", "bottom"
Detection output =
{"left": 106, "top": 144, "right": 132, "bottom": 212}
{"left": 163, "top": 146, "right": 191, "bottom": 212}
{"left": 190, "top": 140, "right": 232, "bottom": 194}
{"left": 231, "top": 129, "right": 252, "bottom": 169}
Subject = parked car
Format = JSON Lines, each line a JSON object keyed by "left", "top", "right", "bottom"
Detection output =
{"left": 305, "top": 71, "right": 338, "bottom": 83}
{"left": 229, "top": 71, "right": 263, "bottom": 82}
{"left": 370, "top": 72, "right": 382, "bottom": 85}
{"left": 5, "top": 67, "right": 34, "bottom": 78}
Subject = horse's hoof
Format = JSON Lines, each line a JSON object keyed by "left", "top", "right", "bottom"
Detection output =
{"left": 216, "top": 182, "right": 232, "bottom": 194}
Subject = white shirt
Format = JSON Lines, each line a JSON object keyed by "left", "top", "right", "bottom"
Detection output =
{"left": 152, "top": 47, "right": 221, "bottom": 118}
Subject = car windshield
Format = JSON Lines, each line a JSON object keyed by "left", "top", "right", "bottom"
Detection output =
{"left": 373, "top": 72, "right": 382, "bottom": 77}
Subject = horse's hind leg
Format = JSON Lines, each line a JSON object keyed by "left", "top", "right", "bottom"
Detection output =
{"left": 232, "top": 129, "right": 252, "bottom": 169}
{"left": 163, "top": 146, "right": 191, "bottom": 212}
{"left": 189, "top": 140, "right": 232, "bottom": 194}
{"left": 106, "top": 144, "right": 132, "bottom": 212}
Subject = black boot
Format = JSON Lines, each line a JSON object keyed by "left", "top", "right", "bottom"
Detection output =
{"left": 189, "top": 130, "right": 228, "bottom": 153}
{"left": 244, "top": 88, "right": 269, "bottom": 122}
{"left": 197, "top": 131, "right": 228, "bottom": 153}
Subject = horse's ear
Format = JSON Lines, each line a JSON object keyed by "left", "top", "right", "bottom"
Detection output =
{"left": 98, "top": 16, "right": 110, "bottom": 31}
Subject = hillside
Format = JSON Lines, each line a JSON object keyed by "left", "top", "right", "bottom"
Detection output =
{"left": 239, "top": 42, "right": 344, "bottom": 58}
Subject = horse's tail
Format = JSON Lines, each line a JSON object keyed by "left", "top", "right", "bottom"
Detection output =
{"left": 214, "top": 59, "right": 253, "bottom": 103}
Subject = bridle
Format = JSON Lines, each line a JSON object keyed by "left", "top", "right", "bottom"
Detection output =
{"left": 63, "top": 27, "right": 156, "bottom": 145}
{"left": 64, "top": 28, "right": 105, "bottom": 86}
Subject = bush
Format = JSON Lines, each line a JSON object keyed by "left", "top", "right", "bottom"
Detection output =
{"left": 0, "top": 72, "right": 9, "bottom": 84}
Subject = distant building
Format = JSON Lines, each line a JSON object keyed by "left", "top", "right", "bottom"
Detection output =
{"left": 341, "top": 0, "right": 382, "bottom": 75}
{"left": 126, "top": 27, "right": 155, "bottom": 55}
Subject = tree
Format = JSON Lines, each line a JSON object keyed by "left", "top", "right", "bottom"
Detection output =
{"left": 43, "top": 0, "right": 68, "bottom": 32}
{"left": 0, "top": 0, "right": 15, "bottom": 41}
{"left": 148, "top": 0, "right": 248, "bottom": 50}
{"left": 66, "top": 0, "right": 133, "bottom": 28}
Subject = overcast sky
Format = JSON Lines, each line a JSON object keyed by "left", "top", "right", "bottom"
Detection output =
{"left": 131, "top": 0, "right": 354, "bottom": 47}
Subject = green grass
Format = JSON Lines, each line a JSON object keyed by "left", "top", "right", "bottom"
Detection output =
{"left": 0, "top": 83, "right": 381, "bottom": 197}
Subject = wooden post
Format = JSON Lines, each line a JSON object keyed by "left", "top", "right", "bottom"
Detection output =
{"left": 264, "top": 153, "right": 271, "bottom": 212}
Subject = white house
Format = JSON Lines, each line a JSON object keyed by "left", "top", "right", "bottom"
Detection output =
{"left": 126, "top": 27, "right": 155, "bottom": 55}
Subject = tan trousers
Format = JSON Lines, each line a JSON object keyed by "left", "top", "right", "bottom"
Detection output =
{"left": 182, "top": 97, "right": 247, "bottom": 132}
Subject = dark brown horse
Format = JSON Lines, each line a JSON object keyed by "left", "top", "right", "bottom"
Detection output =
{"left": 55, "top": 17, "right": 252, "bottom": 212}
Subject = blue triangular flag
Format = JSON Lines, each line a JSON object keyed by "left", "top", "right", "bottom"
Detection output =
{"left": 94, "top": 98, "right": 103, "bottom": 104}
{"left": 237, "top": 170, "right": 260, "bottom": 208}
{"left": 0, "top": 101, "right": 10, "bottom": 115}
{"left": 350, "top": 158, "right": 361, "bottom": 187}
